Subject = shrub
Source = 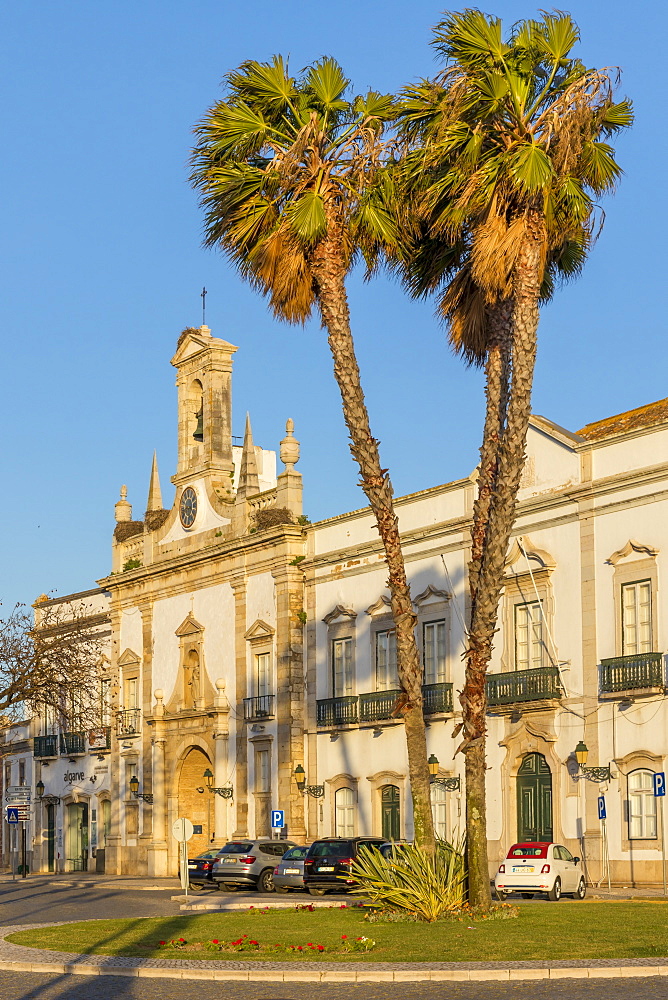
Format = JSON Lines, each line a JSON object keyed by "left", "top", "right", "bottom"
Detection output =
{"left": 347, "top": 838, "right": 466, "bottom": 922}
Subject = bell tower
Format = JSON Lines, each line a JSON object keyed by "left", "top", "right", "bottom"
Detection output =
{"left": 170, "top": 325, "right": 238, "bottom": 490}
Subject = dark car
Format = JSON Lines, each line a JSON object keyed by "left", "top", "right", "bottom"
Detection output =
{"left": 303, "top": 837, "right": 386, "bottom": 895}
{"left": 187, "top": 848, "right": 228, "bottom": 889}
{"left": 211, "top": 839, "right": 297, "bottom": 893}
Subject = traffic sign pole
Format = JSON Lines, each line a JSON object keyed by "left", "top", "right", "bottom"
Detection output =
{"left": 654, "top": 773, "right": 666, "bottom": 896}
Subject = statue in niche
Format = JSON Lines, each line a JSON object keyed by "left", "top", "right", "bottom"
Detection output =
{"left": 184, "top": 649, "right": 201, "bottom": 709}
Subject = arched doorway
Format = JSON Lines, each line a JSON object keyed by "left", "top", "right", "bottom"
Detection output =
{"left": 381, "top": 784, "right": 400, "bottom": 841}
{"left": 177, "top": 747, "right": 213, "bottom": 856}
{"left": 516, "top": 753, "right": 552, "bottom": 842}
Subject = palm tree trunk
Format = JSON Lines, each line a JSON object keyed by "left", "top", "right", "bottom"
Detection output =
{"left": 462, "top": 218, "right": 543, "bottom": 908}
{"left": 311, "top": 231, "right": 435, "bottom": 855}
{"left": 461, "top": 298, "right": 512, "bottom": 907}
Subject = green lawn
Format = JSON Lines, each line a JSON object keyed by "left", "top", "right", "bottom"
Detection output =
{"left": 7, "top": 902, "right": 668, "bottom": 963}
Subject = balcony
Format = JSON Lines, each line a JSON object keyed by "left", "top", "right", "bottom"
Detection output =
{"left": 33, "top": 735, "right": 59, "bottom": 758}
{"left": 359, "top": 689, "right": 402, "bottom": 723}
{"left": 243, "top": 694, "right": 275, "bottom": 721}
{"left": 116, "top": 709, "right": 141, "bottom": 738}
{"left": 422, "top": 682, "right": 454, "bottom": 715}
{"left": 600, "top": 652, "right": 664, "bottom": 698}
{"left": 317, "top": 696, "right": 359, "bottom": 727}
{"left": 486, "top": 666, "right": 562, "bottom": 709}
{"left": 59, "top": 732, "right": 86, "bottom": 756}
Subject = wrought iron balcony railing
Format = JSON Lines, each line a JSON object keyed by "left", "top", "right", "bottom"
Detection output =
{"left": 359, "top": 689, "right": 403, "bottom": 723}
{"left": 486, "top": 665, "right": 562, "bottom": 707}
{"left": 600, "top": 652, "right": 664, "bottom": 695}
{"left": 316, "top": 696, "right": 359, "bottom": 727}
{"left": 243, "top": 694, "right": 275, "bottom": 721}
{"left": 33, "top": 734, "right": 59, "bottom": 758}
{"left": 116, "top": 709, "right": 141, "bottom": 738}
{"left": 422, "top": 682, "right": 454, "bottom": 714}
{"left": 60, "top": 732, "right": 86, "bottom": 756}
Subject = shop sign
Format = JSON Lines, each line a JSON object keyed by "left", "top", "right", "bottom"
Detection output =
{"left": 63, "top": 770, "right": 85, "bottom": 784}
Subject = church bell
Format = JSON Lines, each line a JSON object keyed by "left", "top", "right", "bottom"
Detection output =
{"left": 193, "top": 405, "right": 204, "bottom": 442}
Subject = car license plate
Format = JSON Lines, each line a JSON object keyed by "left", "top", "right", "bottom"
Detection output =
{"left": 512, "top": 865, "right": 534, "bottom": 873}
{"left": 188, "top": 865, "right": 197, "bottom": 870}
{"left": 224, "top": 858, "right": 238, "bottom": 864}
{"left": 318, "top": 865, "right": 335, "bottom": 872}
{"left": 284, "top": 867, "right": 300, "bottom": 874}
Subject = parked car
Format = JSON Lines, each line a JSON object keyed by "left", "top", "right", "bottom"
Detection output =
{"left": 303, "top": 837, "right": 386, "bottom": 895}
{"left": 494, "top": 842, "right": 586, "bottom": 901}
{"left": 273, "top": 844, "right": 310, "bottom": 893}
{"left": 211, "top": 839, "right": 296, "bottom": 893}
{"left": 186, "top": 847, "right": 230, "bottom": 889}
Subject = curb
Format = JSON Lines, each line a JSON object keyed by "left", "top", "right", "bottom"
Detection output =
{"left": 0, "top": 958, "right": 667, "bottom": 982}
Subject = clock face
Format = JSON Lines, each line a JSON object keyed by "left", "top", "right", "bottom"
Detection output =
{"left": 179, "top": 487, "right": 198, "bottom": 528}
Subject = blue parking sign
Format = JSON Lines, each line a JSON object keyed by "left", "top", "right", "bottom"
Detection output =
{"left": 654, "top": 772, "right": 666, "bottom": 797}
{"left": 597, "top": 795, "right": 606, "bottom": 820}
{"left": 271, "top": 810, "right": 284, "bottom": 829}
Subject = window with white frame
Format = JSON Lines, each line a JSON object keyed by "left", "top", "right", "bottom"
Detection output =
{"left": 430, "top": 782, "right": 448, "bottom": 839}
{"left": 18, "top": 761, "right": 25, "bottom": 787}
{"left": 628, "top": 769, "right": 657, "bottom": 839}
{"left": 335, "top": 787, "right": 355, "bottom": 837}
{"left": 255, "top": 652, "right": 271, "bottom": 697}
{"left": 514, "top": 601, "right": 543, "bottom": 671}
{"left": 423, "top": 621, "right": 447, "bottom": 684}
{"left": 100, "top": 678, "right": 111, "bottom": 726}
{"left": 622, "top": 581, "right": 652, "bottom": 656}
{"left": 376, "top": 629, "right": 398, "bottom": 690}
{"left": 124, "top": 676, "right": 139, "bottom": 710}
{"left": 332, "top": 638, "right": 354, "bottom": 696}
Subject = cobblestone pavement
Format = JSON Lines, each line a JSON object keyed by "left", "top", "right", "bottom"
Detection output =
{"left": 0, "top": 973, "right": 667, "bottom": 999}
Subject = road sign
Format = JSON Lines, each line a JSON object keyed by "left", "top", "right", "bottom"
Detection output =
{"left": 6, "top": 808, "right": 18, "bottom": 825}
{"left": 654, "top": 773, "right": 666, "bottom": 797}
{"left": 598, "top": 795, "right": 606, "bottom": 820}
{"left": 271, "top": 810, "right": 285, "bottom": 829}
{"left": 171, "top": 817, "right": 194, "bottom": 842}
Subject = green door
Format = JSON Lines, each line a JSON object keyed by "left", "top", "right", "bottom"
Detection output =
{"left": 516, "top": 754, "right": 552, "bottom": 841}
{"left": 46, "top": 804, "right": 55, "bottom": 872}
{"left": 381, "top": 785, "right": 400, "bottom": 841}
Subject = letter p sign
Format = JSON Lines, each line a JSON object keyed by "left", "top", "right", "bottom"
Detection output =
{"left": 654, "top": 772, "right": 666, "bottom": 797}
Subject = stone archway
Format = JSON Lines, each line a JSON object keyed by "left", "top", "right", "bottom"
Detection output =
{"left": 177, "top": 746, "right": 213, "bottom": 856}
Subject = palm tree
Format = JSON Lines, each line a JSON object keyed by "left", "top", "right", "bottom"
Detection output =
{"left": 395, "top": 10, "right": 632, "bottom": 904}
{"left": 190, "top": 55, "right": 436, "bottom": 853}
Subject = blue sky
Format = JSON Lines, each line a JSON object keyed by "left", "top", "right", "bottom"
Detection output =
{"left": 1, "top": 1, "right": 665, "bottom": 609}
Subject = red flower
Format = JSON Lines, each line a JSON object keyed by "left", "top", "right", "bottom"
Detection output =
{"left": 318, "top": 945, "right": 325, "bottom": 952}
{"left": 212, "top": 940, "right": 219, "bottom": 944}
{"left": 356, "top": 937, "right": 362, "bottom": 941}
{"left": 341, "top": 934, "right": 347, "bottom": 939}
{"left": 250, "top": 940, "right": 258, "bottom": 946}
{"left": 298, "top": 946, "right": 303, "bottom": 950}
{"left": 159, "top": 941, "right": 165, "bottom": 945}
{"left": 179, "top": 938, "right": 186, "bottom": 943}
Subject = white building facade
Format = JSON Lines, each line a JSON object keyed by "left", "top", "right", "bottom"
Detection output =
{"left": 28, "top": 324, "right": 668, "bottom": 885}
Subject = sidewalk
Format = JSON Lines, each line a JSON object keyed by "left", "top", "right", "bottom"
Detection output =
{"left": 0, "top": 873, "right": 180, "bottom": 890}
{"left": 1, "top": 919, "right": 668, "bottom": 983}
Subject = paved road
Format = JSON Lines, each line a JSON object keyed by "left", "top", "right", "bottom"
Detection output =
{"left": 0, "top": 973, "right": 666, "bottom": 999}
{"left": 0, "top": 878, "right": 350, "bottom": 926}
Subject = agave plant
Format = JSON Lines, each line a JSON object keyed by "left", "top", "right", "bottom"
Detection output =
{"left": 347, "top": 839, "right": 466, "bottom": 922}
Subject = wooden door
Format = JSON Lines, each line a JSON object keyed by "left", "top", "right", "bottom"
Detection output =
{"left": 516, "top": 754, "right": 552, "bottom": 842}
{"left": 381, "top": 785, "right": 400, "bottom": 841}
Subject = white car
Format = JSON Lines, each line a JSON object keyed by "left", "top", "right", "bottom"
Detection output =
{"left": 494, "top": 842, "right": 586, "bottom": 901}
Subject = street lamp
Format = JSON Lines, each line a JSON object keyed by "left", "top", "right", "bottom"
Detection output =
{"left": 36, "top": 780, "right": 45, "bottom": 798}
{"left": 427, "top": 754, "right": 461, "bottom": 791}
{"left": 203, "top": 767, "right": 233, "bottom": 798}
{"left": 573, "top": 742, "right": 612, "bottom": 782}
{"left": 293, "top": 763, "right": 324, "bottom": 798}
{"left": 129, "top": 775, "right": 153, "bottom": 803}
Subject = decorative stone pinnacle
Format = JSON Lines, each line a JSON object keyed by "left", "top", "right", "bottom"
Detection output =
{"left": 280, "top": 418, "right": 300, "bottom": 470}
{"left": 115, "top": 485, "right": 132, "bottom": 523}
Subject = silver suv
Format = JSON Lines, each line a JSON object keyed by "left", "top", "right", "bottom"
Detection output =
{"left": 211, "top": 839, "right": 296, "bottom": 892}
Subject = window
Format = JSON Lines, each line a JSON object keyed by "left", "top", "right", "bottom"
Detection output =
{"left": 332, "top": 638, "right": 354, "bottom": 696}
{"left": 18, "top": 761, "right": 25, "bottom": 787}
{"left": 622, "top": 581, "right": 652, "bottom": 655}
{"left": 514, "top": 602, "right": 543, "bottom": 671}
{"left": 335, "top": 787, "right": 355, "bottom": 838}
{"left": 124, "top": 677, "right": 139, "bottom": 710}
{"left": 255, "top": 652, "right": 271, "bottom": 697}
{"left": 255, "top": 749, "right": 270, "bottom": 794}
{"left": 100, "top": 678, "right": 111, "bottom": 726}
{"left": 376, "top": 630, "right": 398, "bottom": 690}
{"left": 430, "top": 783, "right": 447, "bottom": 839}
{"left": 4, "top": 763, "right": 10, "bottom": 789}
{"left": 628, "top": 769, "right": 657, "bottom": 839}
{"left": 423, "top": 621, "right": 447, "bottom": 684}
